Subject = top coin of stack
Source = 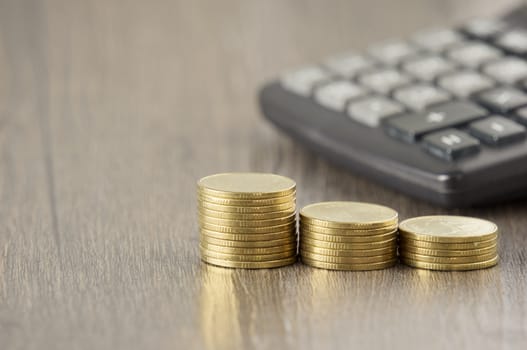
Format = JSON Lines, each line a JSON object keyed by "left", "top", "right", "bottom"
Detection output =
{"left": 399, "top": 215, "right": 499, "bottom": 271}
{"left": 299, "top": 201, "right": 399, "bottom": 270}
{"left": 197, "top": 173, "right": 298, "bottom": 269}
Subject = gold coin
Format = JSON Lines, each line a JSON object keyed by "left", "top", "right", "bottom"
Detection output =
{"left": 201, "top": 248, "right": 296, "bottom": 262}
{"left": 300, "top": 251, "right": 396, "bottom": 264}
{"left": 400, "top": 244, "right": 497, "bottom": 257}
{"left": 301, "top": 236, "right": 397, "bottom": 250}
{"left": 401, "top": 255, "right": 499, "bottom": 271}
{"left": 399, "top": 215, "right": 498, "bottom": 243}
{"left": 198, "top": 213, "right": 296, "bottom": 228}
{"left": 199, "top": 200, "right": 296, "bottom": 213}
{"left": 197, "top": 173, "right": 296, "bottom": 199}
{"left": 199, "top": 207, "right": 295, "bottom": 220}
{"left": 198, "top": 193, "right": 295, "bottom": 207}
{"left": 400, "top": 251, "right": 497, "bottom": 264}
{"left": 399, "top": 237, "right": 497, "bottom": 250}
{"left": 199, "top": 221, "right": 295, "bottom": 234}
{"left": 300, "top": 201, "right": 398, "bottom": 229}
{"left": 299, "top": 222, "right": 397, "bottom": 235}
{"left": 200, "top": 228, "right": 295, "bottom": 241}
{"left": 201, "top": 255, "right": 297, "bottom": 269}
{"left": 201, "top": 235, "right": 296, "bottom": 248}
{"left": 300, "top": 243, "right": 396, "bottom": 257}
{"left": 300, "top": 230, "right": 397, "bottom": 243}
{"left": 200, "top": 242, "right": 297, "bottom": 255}
{"left": 301, "top": 257, "right": 397, "bottom": 271}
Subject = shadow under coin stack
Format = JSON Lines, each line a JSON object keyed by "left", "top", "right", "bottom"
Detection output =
{"left": 198, "top": 173, "right": 298, "bottom": 269}
{"left": 399, "top": 216, "right": 499, "bottom": 271}
{"left": 299, "top": 202, "right": 398, "bottom": 270}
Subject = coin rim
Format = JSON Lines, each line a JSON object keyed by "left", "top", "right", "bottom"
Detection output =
{"left": 301, "top": 257, "right": 397, "bottom": 271}
{"left": 200, "top": 235, "right": 297, "bottom": 247}
{"left": 399, "top": 244, "right": 497, "bottom": 257}
{"left": 199, "top": 221, "right": 296, "bottom": 234}
{"left": 398, "top": 216, "right": 498, "bottom": 242}
{"left": 301, "top": 236, "right": 397, "bottom": 249}
{"left": 300, "top": 251, "right": 397, "bottom": 264}
{"left": 200, "top": 242, "right": 298, "bottom": 255}
{"left": 300, "top": 243, "right": 396, "bottom": 257}
{"left": 399, "top": 237, "right": 497, "bottom": 249}
{"left": 201, "top": 248, "right": 297, "bottom": 262}
{"left": 300, "top": 201, "right": 398, "bottom": 228}
{"left": 400, "top": 255, "right": 499, "bottom": 271}
{"left": 399, "top": 251, "right": 498, "bottom": 264}
{"left": 198, "top": 212, "right": 296, "bottom": 227}
{"left": 198, "top": 207, "right": 296, "bottom": 220}
{"left": 300, "top": 230, "right": 397, "bottom": 243}
{"left": 198, "top": 193, "right": 295, "bottom": 206}
{"left": 201, "top": 255, "right": 297, "bottom": 269}
{"left": 197, "top": 173, "right": 296, "bottom": 198}
{"left": 300, "top": 221, "right": 397, "bottom": 235}
{"left": 199, "top": 200, "right": 296, "bottom": 213}
{"left": 200, "top": 228, "right": 296, "bottom": 241}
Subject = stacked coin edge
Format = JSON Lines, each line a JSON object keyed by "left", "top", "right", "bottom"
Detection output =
{"left": 398, "top": 216, "right": 499, "bottom": 271}
{"left": 299, "top": 202, "right": 399, "bottom": 271}
{"left": 198, "top": 173, "right": 298, "bottom": 269}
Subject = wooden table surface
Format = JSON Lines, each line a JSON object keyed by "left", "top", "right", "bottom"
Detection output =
{"left": 1, "top": 0, "right": 526, "bottom": 349}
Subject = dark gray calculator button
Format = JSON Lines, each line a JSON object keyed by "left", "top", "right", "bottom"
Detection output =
{"left": 383, "top": 101, "right": 487, "bottom": 142}
{"left": 495, "top": 29, "right": 527, "bottom": 55}
{"left": 514, "top": 106, "right": 527, "bottom": 126}
{"left": 462, "top": 18, "right": 507, "bottom": 39}
{"left": 475, "top": 87, "right": 527, "bottom": 114}
{"left": 469, "top": 116, "right": 526, "bottom": 145}
{"left": 422, "top": 129, "right": 480, "bottom": 161}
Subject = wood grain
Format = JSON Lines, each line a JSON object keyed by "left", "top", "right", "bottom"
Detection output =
{"left": 1, "top": 0, "right": 526, "bottom": 349}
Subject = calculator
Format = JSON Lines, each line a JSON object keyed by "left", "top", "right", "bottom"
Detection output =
{"left": 259, "top": 5, "right": 527, "bottom": 207}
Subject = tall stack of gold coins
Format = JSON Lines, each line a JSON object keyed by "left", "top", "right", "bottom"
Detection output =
{"left": 399, "top": 216, "right": 499, "bottom": 271}
{"left": 299, "top": 202, "right": 398, "bottom": 270}
{"left": 197, "top": 173, "right": 297, "bottom": 269}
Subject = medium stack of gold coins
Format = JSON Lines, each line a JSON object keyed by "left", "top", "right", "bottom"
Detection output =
{"left": 198, "top": 173, "right": 298, "bottom": 269}
{"left": 399, "top": 215, "right": 499, "bottom": 271}
{"left": 299, "top": 202, "right": 398, "bottom": 270}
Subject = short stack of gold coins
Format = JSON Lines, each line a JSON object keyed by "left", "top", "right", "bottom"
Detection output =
{"left": 198, "top": 173, "right": 298, "bottom": 269}
{"left": 399, "top": 215, "right": 499, "bottom": 271}
{"left": 299, "top": 202, "right": 399, "bottom": 270}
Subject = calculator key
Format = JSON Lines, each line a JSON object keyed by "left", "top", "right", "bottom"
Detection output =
{"left": 514, "top": 107, "right": 527, "bottom": 126}
{"left": 475, "top": 87, "right": 527, "bottom": 114}
{"left": 281, "top": 66, "right": 332, "bottom": 96}
{"left": 383, "top": 101, "right": 486, "bottom": 142}
{"left": 314, "top": 81, "right": 367, "bottom": 112}
{"left": 438, "top": 71, "right": 495, "bottom": 98}
{"left": 469, "top": 116, "right": 526, "bottom": 145}
{"left": 462, "top": 18, "right": 507, "bottom": 39}
{"left": 393, "top": 84, "right": 450, "bottom": 111}
{"left": 411, "top": 28, "right": 465, "bottom": 52}
{"left": 495, "top": 29, "right": 527, "bottom": 55}
{"left": 368, "top": 40, "right": 419, "bottom": 65}
{"left": 402, "top": 55, "right": 457, "bottom": 82}
{"left": 348, "top": 96, "right": 404, "bottom": 127}
{"left": 422, "top": 129, "right": 480, "bottom": 161}
{"left": 482, "top": 57, "right": 527, "bottom": 84}
{"left": 324, "top": 53, "right": 376, "bottom": 78}
{"left": 446, "top": 42, "right": 502, "bottom": 68}
{"left": 358, "top": 68, "right": 412, "bottom": 94}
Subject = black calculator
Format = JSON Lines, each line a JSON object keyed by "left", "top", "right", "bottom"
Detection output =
{"left": 259, "top": 5, "right": 527, "bottom": 207}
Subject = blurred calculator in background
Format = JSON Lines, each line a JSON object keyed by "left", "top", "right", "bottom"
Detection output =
{"left": 259, "top": 5, "right": 527, "bottom": 207}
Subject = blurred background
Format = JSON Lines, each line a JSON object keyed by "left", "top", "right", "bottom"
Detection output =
{"left": 1, "top": 1, "right": 525, "bottom": 349}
